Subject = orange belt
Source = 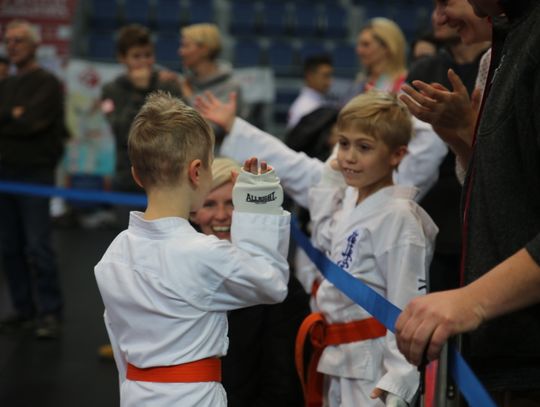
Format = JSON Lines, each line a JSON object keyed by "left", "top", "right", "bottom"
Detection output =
{"left": 295, "top": 313, "right": 387, "bottom": 407}
{"left": 126, "top": 357, "right": 221, "bottom": 383}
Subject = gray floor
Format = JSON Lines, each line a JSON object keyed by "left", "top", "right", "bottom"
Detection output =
{"left": 0, "top": 226, "right": 119, "bottom": 407}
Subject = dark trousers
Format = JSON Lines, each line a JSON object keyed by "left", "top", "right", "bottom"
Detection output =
{"left": 0, "top": 169, "right": 63, "bottom": 318}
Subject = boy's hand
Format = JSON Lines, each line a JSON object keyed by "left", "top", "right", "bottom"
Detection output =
{"left": 129, "top": 67, "right": 152, "bottom": 89}
{"left": 371, "top": 388, "right": 408, "bottom": 407}
{"left": 232, "top": 157, "right": 283, "bottom": 215}
{"left": 194, "top": 91, "right": 237, "bottom": 133}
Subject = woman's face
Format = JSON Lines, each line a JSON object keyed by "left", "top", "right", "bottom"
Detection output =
{"left": 355, "top": 29, "right": 389, "bottom": 72}
{"left": 178, "top": 36, "right": 208, "bottom": 69}
{"left": 192, "top": 181, "right": 234, "bottom": 241}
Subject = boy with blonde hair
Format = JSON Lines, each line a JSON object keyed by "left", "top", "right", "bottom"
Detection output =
{"left": 94, "top": 91, "right": 290, "bottom": 407}
{"left": 196, "top": 91, "right": 438, "bottom": 406}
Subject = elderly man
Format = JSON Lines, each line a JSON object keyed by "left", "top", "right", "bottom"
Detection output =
{"left": 0, "top": 20, "right": 67, "bottom": 339}
{"left": 396, "top": 0, "right": 540, "bottom": 405}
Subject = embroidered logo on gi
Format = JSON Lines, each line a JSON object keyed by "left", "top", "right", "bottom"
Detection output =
{"left": 337, "top": 231, "right": 359, "bottom": 269}
{"left": 246, "top": 192, "right": 276, "bottom": 204}
{"left": 418, "top": 278, "right": 426, "bottom": 291}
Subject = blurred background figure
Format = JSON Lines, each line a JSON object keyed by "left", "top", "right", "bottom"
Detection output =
{"left": 410, "top": 31, "right": 440, "bottom": 62}
{"left": 349, "top": 17, "right": 408, "bottom": 96}
{"left": 0, "top": 20, "right": 68, "bottom": 339}
{"left": 191, "top": 157, "right": 309, "bottom": 407}
{"left": 287, "top": 54, "right": 333, "bottom": 130}
{"left": 0, "top": 55, "right": 10, "bottom": 80}
{"left": 179, "top": 23, "right": 243, "bottom": 117}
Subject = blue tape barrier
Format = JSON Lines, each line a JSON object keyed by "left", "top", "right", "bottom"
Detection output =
{"left": 0, "top": 180, "right": 147, "bottom": 207}
{"left": 0, "top": 180, "right": 497, "bottom": 407}
{"left": 290, "top": 216, "right": 497, "bottom": 407}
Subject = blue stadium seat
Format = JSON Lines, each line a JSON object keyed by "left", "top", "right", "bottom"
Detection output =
{"left": 299, "top": 41, "right": 327, "bottom": 62}
{"left": 88, "top": 31, "right": 116, "bottom": 61}
{"left": 229, "top": 1, "right": 259, "bottom": 35}
{"left": 331, "top": 43, "right": 358, "bottom": 78}
{"left": 322, "top": 5, "right": 348, "bottom": 38}
{"left": 267, "top": 40, "right": 297, "bottom": 76}
{"left": 291, "top": 5, "right": 320, "bottom": 37}
{"left": 261, "top": 3, "right": 289, "bottom": 36}
{"left": 123, "top": 0, "right": 151, "bottom": 26}
{"left": 90, "top": 0, "right": 119, "bottom": 30}
{"left": 155, "top": 0, "right": 182, "bottom": 33}
{"left": 362, "top": 2, "right": 393, "bottom": 20}
{"left": 155, "top": 34, "right": 180, "bottom": 69}
{"left": 186, "top": 0, "right": 214, "bottom": 24}
{"left": 234, "top": 40, "right": 263, "bottom": 67}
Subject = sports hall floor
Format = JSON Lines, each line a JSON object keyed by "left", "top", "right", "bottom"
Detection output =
{"left": 0, "top": 225, "right": 120, "bottom": 407}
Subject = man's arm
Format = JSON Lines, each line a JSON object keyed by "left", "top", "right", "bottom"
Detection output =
{"left": 395, "top": 248, "right": 540, "bottom": 366}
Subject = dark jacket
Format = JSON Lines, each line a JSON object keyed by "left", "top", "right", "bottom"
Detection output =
{"left": 222, "top": 275, "right": 309, "bottom": 407}
{"left": 463, "top": 0, "right": 540, "bottom": 390}
{"left": 101, "top": 71, "right": 181, "bottom": 191}
{"left": 0, "top": 68, "right": 67, "bottom": 172}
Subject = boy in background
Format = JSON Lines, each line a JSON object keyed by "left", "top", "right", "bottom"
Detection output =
{"left": 94, "top": 92, "right": 291, "bottom": 407}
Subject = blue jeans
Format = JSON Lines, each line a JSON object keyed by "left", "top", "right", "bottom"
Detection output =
{"left": 0, "top": 169, "right": 63, "bottom": 319}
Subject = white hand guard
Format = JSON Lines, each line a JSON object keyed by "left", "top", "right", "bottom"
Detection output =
{"left": 386, "top": 393, "right": 409, "bottom": 407}
{"left": 232, "top": 168, "right": 284, "bottom": 215}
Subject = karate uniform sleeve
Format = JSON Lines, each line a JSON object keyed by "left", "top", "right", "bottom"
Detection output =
{"left": 177, "top": 211, "right": 291, "bottom": 311}
{"left": 220, "top": 117, "right": 324, "bottom": 208}
{"left": 104, "top": 310, "right": 127, "bottom": 387}
{"left": 394, "top": 118, "right": 448, "bottom": 201}
{"left": 308, "top": 158, "right": 347, "bottom": 253}
{"left": 374, "top": 240, "right": 430, "bottom": 402}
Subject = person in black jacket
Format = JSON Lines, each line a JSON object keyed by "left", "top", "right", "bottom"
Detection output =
{"left": 192, "top": 157, "right": 310, "bottom": 407}
{"left": 0, "top": 20, "right": 68, "bottom": 339}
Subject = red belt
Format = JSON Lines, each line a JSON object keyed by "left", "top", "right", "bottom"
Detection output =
{"left": 295, "top": 313, "right": 387, "bottom": 407}
{"left": 126, "top": 357, "right": 221, "bottom": 383}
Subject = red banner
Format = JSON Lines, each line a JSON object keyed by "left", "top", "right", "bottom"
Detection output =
{"left": 0, "top": 0, "right": 77, "bottom": 58}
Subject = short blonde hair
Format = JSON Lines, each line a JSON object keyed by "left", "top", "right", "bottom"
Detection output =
{"left": 181, "top": 23, "right": 222, "bottom": 60}
{"left": 6, "top": 19, "right": 40, "bottom": 43}
{"left": 128, "top": 91, "right": 214, "bottom": 190}
{"left": 211, "top": 157, "right": 240, "bottom": 190}
{"left": 362, "top": 17, "right": 406, "bottom": 77}
{"left": 337, "top": 91, "right": 412, "bottom": 150}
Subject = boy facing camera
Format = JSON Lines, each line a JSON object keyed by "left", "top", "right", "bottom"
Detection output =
{"left": 95, "top": 92, "right": 291, "bottom": 407}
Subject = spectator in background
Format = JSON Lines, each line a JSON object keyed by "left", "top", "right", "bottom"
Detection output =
{"left": 0, "top": 55, "right": 10, "bottom": 80}
{"left": 287, "top": 54, "right": 333, "bottom": 130}
{"left": 178, "top": 23, "right": 243, "bottom": 120}
{"left": 410, "top": 31, "right": 440, "bottom": 62}
{"left": 406, "top": 5, "right": 491, "bottom": 293}
{"left": 101, "top": 23, "right": 182, "bottom": 200}
{"left": 191, "top": 157, "right": 309, "bottom": 407}
{"left": 0, "top": 20, "right": 67, "bottom": 339}
{"left": 348, "top": 17, "right": 408, "bottom": 96}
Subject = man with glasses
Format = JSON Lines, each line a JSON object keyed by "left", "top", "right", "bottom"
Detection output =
{"left": 0, "top": 20, "right": 67, "bottom": 339}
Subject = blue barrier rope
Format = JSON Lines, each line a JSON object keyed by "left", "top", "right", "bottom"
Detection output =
{"left": 0, "top": 180, "right": 497, "bottom": 407}
{"left": 290, "top": 216, "right": 497, "bottom": 407}
{"left": 0, "top": 180, "right": 147, "bottom": 207}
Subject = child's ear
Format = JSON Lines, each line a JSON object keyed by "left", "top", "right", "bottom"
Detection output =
{"left": 188, "top": 159, "right": 203, "bottom": 187}
{"left": 390, "top": 146, "right": 408, "bottom": 168}
{"left": 131, "top": 166, "right": 144, "bottom": 188}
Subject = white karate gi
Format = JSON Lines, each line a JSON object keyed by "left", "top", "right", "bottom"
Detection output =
{"left": 309, "top": 175, "right": 438, "bottom": 406}
{"left": 95, "top": 210, "right": 290, "bottom": 407}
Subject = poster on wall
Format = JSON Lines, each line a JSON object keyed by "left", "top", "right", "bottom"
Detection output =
{"left": 64, "top": 59, "right": 123, "bottom": 178}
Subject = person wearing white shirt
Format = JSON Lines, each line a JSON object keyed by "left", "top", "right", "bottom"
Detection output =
{"left": 94, "top": 93, "right": 290, "bottom": 407}
{"left": 287, "top": 54, "right": 333, "bottom": 130}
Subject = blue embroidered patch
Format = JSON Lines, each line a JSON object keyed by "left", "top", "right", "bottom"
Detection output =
{"left": 337, "top": 231, "right": 359, "bottom": 269}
